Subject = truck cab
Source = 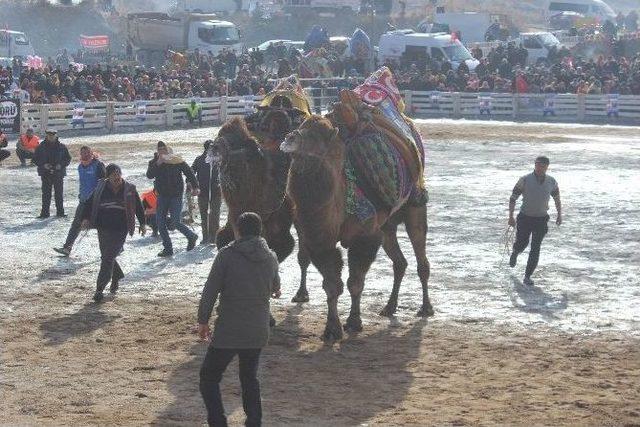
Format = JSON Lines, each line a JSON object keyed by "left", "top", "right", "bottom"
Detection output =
{"left": 546, "top": 0, "right": 616, "bottom": 23}
{"left": 0, "top": 30, "right": 36, "bottom": 59}
{"left": 379, "top": 30, "right": 479, "bottom": 71}
{"left": 191, "top": 20, "right": 242, "bottom": 54}
{"left": 519, "top": 32, "right": 562, "bottom": 64}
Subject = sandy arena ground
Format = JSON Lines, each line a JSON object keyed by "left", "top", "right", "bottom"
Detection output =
{"left": 1, "top": 120, "right": 639, "bottom": 426}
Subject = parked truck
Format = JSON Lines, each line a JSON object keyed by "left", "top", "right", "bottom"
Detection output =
{"left": 0, "top": 30, "right": 36, "bottom": 59}
{"left": 126, "top": 12, "right": 242, "bottom": 64}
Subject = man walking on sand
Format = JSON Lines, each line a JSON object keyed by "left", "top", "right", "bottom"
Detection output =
{"left": 146, "top": 141, "right": 199, "bottom": 257}
{"left": 34, "top": 130, "right": 71, "bottom": 219}
{"left": 198, "top": 212, "right": 281, "bottom": 427}
{"left": 54, "top": 146, "right": 105, "bottom": 256}
{"left": 508, "top": 156, "right": 562, "bottom": 286}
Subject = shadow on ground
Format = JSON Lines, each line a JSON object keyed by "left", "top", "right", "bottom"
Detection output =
{"left": 40, "top": 302, "right": 120, "bottom": 346}
{"left": 153, "top": 303, "right": 425, "bottom": 425}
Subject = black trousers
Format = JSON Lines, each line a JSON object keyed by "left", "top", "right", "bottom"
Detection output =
{"left": 513, "top": 213, "right": 549, "bottom": 277}
{"left": 63, "top": 201, "right": 86, "bottom": 249}
{"left": 200, "top": 347, "right": 262, "bottom": 427}
{"left": 198, "top": 192, "right": 221, "bottom": 242}
{"left": 16, "top": 147, "right": 34, "bottom": 164}
{"left": 0, "top": 149, "right": 10, "bottom": 162}
{"left": 41, "top": 175, "right": 64, "bottom": 216}
{"left": 96, "top": 228, "right": 127, "bottom": 292}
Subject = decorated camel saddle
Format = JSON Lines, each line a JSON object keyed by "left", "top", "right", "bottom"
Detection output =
{"left": 327, "top": 67, "right": 427, "bottom": 222}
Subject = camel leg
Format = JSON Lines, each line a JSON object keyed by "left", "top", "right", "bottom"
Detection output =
{"left": 379, "top": 224, "right": 407, "bottom": 317}
{"left": 265, "top": 223, "right": 295, "bottom": 262}
{"left": 292, "top": 243, "right": 311, "bottom": 303}
{"left": 310, "top": 248, "right": 344, "bottom": 341}
{"left": 405, "top": 206, "right": 434, "bottom": 317}
{"left": 215, "top": 220, "right": 235, "bottom": 250}
{"left": 345, "top": 234, "right": 382, "bottom": 333}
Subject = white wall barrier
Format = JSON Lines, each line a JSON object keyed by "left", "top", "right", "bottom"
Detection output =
{"left": 404, "top": 91, "right": 640, "bottom": 122}
{"left": 20, "top": 92, "right": 640, "bottom": 134}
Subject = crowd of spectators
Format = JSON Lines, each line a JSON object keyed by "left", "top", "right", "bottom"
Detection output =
{"left": 391, "top": 40, "right": 640, "bottom": 95}
{"left": 2, "top": 29, "right": 640, "bottom": 103}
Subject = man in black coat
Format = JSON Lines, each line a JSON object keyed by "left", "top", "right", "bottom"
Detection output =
{"left": 34, "top": 130, "right": 71, "bottom": 218}
{"left": 191, "top": 140, "right": 221, "bottom": 245}
{"left": 146, "top": 141, "right": 199, "bottom": 257}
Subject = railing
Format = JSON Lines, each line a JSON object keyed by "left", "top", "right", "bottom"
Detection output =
{"left": 19, "top": 91, "right": 640, "bottom": 134}
{"left": 404, "top": 91, "right": 640, "bottom": 122}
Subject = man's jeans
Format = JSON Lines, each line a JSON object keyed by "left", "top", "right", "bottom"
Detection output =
{"left": 198, "top": 191, "right": 221, "bottom": 243}
{"left": 200, "top": 347, "right": 262, "bottom": 427}
{"left": 63, "top": 201, "right": 86, "bottom": 249}
{"left": 156, "top": 194, "right": 197, "bottom": 252}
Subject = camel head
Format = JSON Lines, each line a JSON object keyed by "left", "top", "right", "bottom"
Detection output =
{"left": 212, "top": 117, "right": 261, "bottom": 164}
{"left": 280, "top": 115, "right": 341, "bottom": 160}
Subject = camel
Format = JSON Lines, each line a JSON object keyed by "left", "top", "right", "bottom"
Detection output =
{"left": 212, "top": 116, "right": 312, "bottom": 302}
{"left": 281, "top": 115, "right": 434, "bottom": 341}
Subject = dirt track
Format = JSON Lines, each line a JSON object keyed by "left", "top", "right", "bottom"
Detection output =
{"left": 2, "top": 292, "right": 639, "bottom": 426}
{"left": 1, "top": 120, "right": 640, "bottom": 425}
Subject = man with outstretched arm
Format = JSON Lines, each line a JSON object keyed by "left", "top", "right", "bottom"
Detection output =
{"left": 197, "top": 212, "right": 281, "bottom": 427}
{"left": 508, "top": 156, "right": 562, "bottom": 286}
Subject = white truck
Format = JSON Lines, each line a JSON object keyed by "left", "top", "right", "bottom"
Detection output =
{"left": 126, "top": 12, "right": 242, "bottom": 63}
{"left": 378, "top": 29, "right": 479, "bottom": 71}
{"left": 475, "top": 31, "right": 565, "bottom": 65}
{"left": 0, "top": 30, "right": 36, "bottom": 59}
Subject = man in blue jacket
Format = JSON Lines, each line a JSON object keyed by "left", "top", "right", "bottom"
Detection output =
{"left": 54, "top": 146, "right": 105, "bottom": 256}
{"left": 34, "top": 130, "right": 71, "bottom": 218}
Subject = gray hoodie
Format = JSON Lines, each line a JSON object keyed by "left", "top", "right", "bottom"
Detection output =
{"left": 198, "top": 236, "right": 280, "bottom": 349}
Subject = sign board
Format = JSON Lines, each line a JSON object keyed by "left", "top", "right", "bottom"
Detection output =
{"left": 0, "top": 99, "right": 20, "bottom": 133}
{"left": 80, "top": 35, "right": 110, "bottom": 51}
{"left": 606, "top": 95, "right": 619, "bottom": 117}
{"left": 135, "top": 101, "right": 147, "bottom": 121}
{"left": 429, "top": 91, "right": 441, "bottom": 109}
{"left": 242, "top": 95, "right": 256, "bottom": 114}
{"left": 543, "top": 95, "right": 556, "bottom": 116}
{"left": 71, "top": 102, "right": 85, "bottom": 128}
{"left": 478, "top": 96, "right": 492, "bottom": 115}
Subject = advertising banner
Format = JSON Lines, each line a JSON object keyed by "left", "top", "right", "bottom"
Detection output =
{"left": 0, "top": 99, "right": 20, "bottom": 133}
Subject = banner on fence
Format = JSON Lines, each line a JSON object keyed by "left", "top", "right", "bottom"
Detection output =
{"left": 0, "top": 98, "right": 20, "bottom": 133}
{"left": 429, "top": 91, "right": 441, "bottom": 109}
{"left": 543, "top": 95, "right": 556, "bottom": 116}
{"left": 135, "top": 101, "right": 147, "bottom": 121}
{"left": 242, "top": 95, "right": 255, "bottom": 114}
{"left": 478, "top": 96, "right": 492, "bottom": 115}
{"left": 606, "top": 94, "right": 619, "bottom": 117}
{"left": 71, "top": 102, "right": 85, "bottom": 128}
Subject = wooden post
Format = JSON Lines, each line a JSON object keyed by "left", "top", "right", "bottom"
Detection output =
{"left": 219, "top": 96, "right": 228, "bottom": 124}
{"left": 105, "top": 102, "right": 114, "bottom": 133}
{"left": 404, "top": 90, "right": 413, "bottom": 115}
{"left": 166, "top": 99, "right": 174, "bottom": 127}
{"left": 452, "top": 93, "right": 462, "bottom": 118}
{"left": 40, "top": 104, "right": 49, "bottom": 133}
{"left": 512, "top": 94, "right": 519, "bottom": 119}
{"left": 577, "top": 94, "right": 586, "bottom": 121}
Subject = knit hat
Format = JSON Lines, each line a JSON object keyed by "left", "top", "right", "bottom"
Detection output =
{"left": 105, "top": 163, "right": 122, "bottom": 177}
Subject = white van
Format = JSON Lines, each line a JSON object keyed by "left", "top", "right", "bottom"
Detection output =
{"left": 546, "top": 0, "right": 616, "bottom": 22}
{"left": 519, "top": 32, "right": 563, "bottom": 64}
{"left": 379, "top": 30, "right": 479, "bottom": 71}
{"left": 0, "top": 30, "right": 36, "bottom": 59}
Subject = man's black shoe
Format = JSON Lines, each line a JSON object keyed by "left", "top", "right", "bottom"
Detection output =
{"left": 56, "top": 212, "right": 67, "bottom": 218}
{"left": 509, "top": 252, "right": 518, "bottom": 268}
{"left": 187, "top": 236, "right": 197, "bottom": 251}
{"left": 93, "top": 291, "right": 104, "bottom": 303}
{"left": 37, "top": 213, "right": 50, "bottom": 219}
{"left": 157, "top": 249, "right": 174, "bottom": 257}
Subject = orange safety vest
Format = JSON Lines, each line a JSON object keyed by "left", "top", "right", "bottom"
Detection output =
{"left": 141, "top": 189, "right": 158, "bottom": 216}
{"left": 20, "top": 134, "right": 40, "bottom": 152}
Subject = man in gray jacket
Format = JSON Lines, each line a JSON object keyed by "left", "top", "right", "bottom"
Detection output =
{"left": 198, "top": 212, "right": 280, "bottom": 427}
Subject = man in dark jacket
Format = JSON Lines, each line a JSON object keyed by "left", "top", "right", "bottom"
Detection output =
{"left": 54, "top": 146, "right": 106, "bottom": 256}
{"left": 34, "top": 130, "right": 72, "bottom": 218}
{"left": 146, "top": 141, "right": 199, "bottom": 257}
{"left": 191, "top": 140, "right": 221, "bottom": 245}
{"left": 82, "top": 164, "right": 146, "bottom": 302}
{"left": 198, "top": 212, "right": 280, "bottom": 427}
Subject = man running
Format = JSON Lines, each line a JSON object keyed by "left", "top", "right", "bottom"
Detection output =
{"left": 54, "top": 146, "right": 105, "bottom": 256}
{"left": 508, "top": 156, "right": 562, "bottom": 286}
